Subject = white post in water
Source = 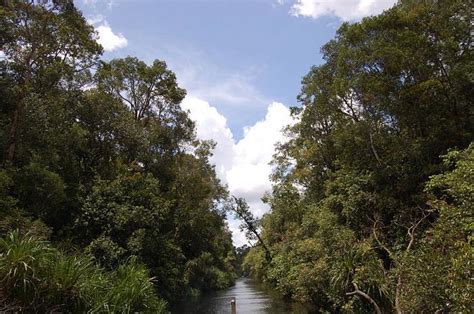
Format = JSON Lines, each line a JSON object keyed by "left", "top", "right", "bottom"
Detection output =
{"left": 231, "top": 297, "right": 236, "bottom": 314}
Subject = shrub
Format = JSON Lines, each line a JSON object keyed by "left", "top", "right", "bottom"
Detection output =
{"left": 0, "top": 231, "right": 167, "bottom": 313}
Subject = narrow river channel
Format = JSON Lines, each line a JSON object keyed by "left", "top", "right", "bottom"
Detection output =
{"left": 171, "top": 277, "right": 310, "bottom": 314}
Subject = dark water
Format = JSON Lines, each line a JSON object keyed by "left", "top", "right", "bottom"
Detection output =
{"left": 171, "top": 278, "right": 310, "bottom": 314}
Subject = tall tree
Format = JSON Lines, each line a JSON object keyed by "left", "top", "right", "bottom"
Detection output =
{"left": 0, "top": 0, "right": 102, "bottom": 164}
{"left": 230, "top": 197, "right": 272, "bottom": 263}
{"left": 95, "top": 57, "right": 194, "bottom": 183}
{"left": 96, "top": 56, "right": 186, "bottom": 123}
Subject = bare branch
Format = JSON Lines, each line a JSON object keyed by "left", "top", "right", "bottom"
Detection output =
{"left": 369, "top": 132, "right": 383, "bottom": 166}
{"left": 395, "top": 210, "right": 431, "bottom": 314}
{"left": 372, "top": 218, "right": 394, "bottom": 260}
{"left": 341, "top": 97, "right": 360, "bottom": 122}
{"left": 231, "top": 196, "right": 272, "bottom": 263}
{"left": 406, "top": 211, "right": 431, "bottom": 253}
{"left": 346, "top": 282, "right": 382, "bottom": 314}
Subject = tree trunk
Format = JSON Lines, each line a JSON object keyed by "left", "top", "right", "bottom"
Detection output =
{"left": 395, "top": 273, "right": 403, "bottom": 314}
{"left": 254, "top": 231, "right": 272, "bottom": 263}
{"left": 4, "top": 103, "right": 21, "bottom": 165}
{"left": 4, "top": 51, "right": 33, "bottom": 165}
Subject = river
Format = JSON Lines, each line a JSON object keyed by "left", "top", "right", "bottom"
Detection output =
{"left": 171, "top": 277, "right": 310, "bottom": 314}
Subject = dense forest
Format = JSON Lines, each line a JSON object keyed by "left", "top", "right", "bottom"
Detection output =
{"left": 242, "top": 0, "right": 473, "bottom": 312}
{"left": 1, "top": 0, "right": 473, "bottom": 313}
{"left": 0, "top": 1, "right": 237, "bottom": 312}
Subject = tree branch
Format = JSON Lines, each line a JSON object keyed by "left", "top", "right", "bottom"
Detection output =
{"left": 369, "top": 132, "right": 383, "bottom": 166}
{"left": 406, "top": 210, "right": 430, "bottom": 253}
{"left": 346, "top": 282, "right": 382, "bottom": 314}
{"left": 231, "top": 196, "right": 272, "bottom": 262}
{"left": 395, "top": 210, "right": 431, "bottom": 314}
{"left": 372, "top": 218, "right": 394, "bottom": 260}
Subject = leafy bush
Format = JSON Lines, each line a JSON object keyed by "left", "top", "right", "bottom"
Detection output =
{"left": 400, "top": 145, "right": 474, "bottom": 312}
{"left": 14, "top": 163, "right": 67, "bottom": 227}
{"left": 0, "top": 230, "right": 54, "bottom": 309}
{"left": 0, "top": 230, "right": 167, "bottom": 313}
{"left": 90, "top": 257, "right": 167, "bottom": 313}
{"left": 184, "top": 252, "right": 236, "bottom": 292}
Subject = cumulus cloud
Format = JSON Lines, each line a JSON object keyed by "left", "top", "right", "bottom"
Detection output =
{"left": 87, "top": 15, "right": 127, "bottom": 52}
{"left": 227, "top": 102, "right": 294, "bottom": 216}
{"left": 95, "top": 22, "right": 128, "bottom": 52}
{"left": 290, "top": 0, "right": 397, "bottom": 21}
{"left": 227, "top": 219, "right": 248, "bottom": 248}
{"left": 182, "top": 96, "right": 295, "bottom": 246}
{"left": 181, "top": 96, "right": 235, "bottom": 181}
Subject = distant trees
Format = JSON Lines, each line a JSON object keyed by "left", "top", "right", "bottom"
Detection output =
{"left": 0, "top": 0, "right": 236, "bottom": 311}
{"left": 244, "top": 0, "right": 473, "bottom": 312}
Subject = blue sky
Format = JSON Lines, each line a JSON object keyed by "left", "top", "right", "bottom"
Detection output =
{"left": 77, "top": 0, "right": 397, "bottom": 246}
{"left": 79, "top": 0, "right": 338, "bottom": 137}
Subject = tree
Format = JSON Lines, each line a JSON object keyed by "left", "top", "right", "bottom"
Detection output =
{"left": 230, "top": 197, "right": 272, "bottom": 263}
{"left": 0, "top": 1, "right": 237, "bottom": 309}
{"left": 96, "top": 56, "right": 186, "bottom": 122}
{"left": 245, "top": 0, "right": 473, "bottom": 311}
{"left": 400, "top": 145, "right": 473, "bottom": 312}
{"left": 95, "top": 57, "right": 195, "bottom": 187}
{"left": 1, "top": 0, "right": 102, "bottom": 164}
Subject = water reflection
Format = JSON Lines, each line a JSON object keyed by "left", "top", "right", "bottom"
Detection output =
{"left": 171, "top": 278, "right": 309, "bottom": 314}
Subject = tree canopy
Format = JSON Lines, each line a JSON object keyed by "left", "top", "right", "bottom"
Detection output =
{"left": 0, "top": 1, "right": 237, "bottom": 311}
{"left": 1, "top": 0, "right": 472, "bottom": 312}
{"left": 243, "top": 0, "right": 473, "bottom": 312}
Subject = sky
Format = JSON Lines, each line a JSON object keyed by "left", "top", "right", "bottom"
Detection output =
{"left": 77, "top": 0, "right": 398, "bottom": 247}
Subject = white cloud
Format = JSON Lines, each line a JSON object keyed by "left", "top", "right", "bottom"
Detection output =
{"left": 95, "top": 22, "right": 128, "bottom": 52}
{"left": 290, "top": 0, "right": 397, "bottom": 21}
{"left": 181, "top": 96, "right": 235, "bottom": 181}
{"left": 87, "top": 15, "right": 127, "bottom": 52}
{"left": 86, "top": 14, "right": 104, "bottom": 25}
{"left": 82, "top": 0, "right": 115, "bottom": 10}
{"left": 182, "top": 96, "right": 295, "bottom": 246}
{"left": 228, "top": 219, "right": 249, "bottom": 248}
{"left": 227, "top": 102, "right": 294, "bottom": 216}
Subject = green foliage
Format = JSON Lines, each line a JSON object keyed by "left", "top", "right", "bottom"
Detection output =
{"left": 0, "top": 169, "right": 16, "bottom": 213}
{"left": 14, "top": 163, "right": 67, "bottom": 227}
{"left": 96, "top": 56, "right": 187, "bottom": 122}
{"left": 76, "top": 172, "right": 168, "bottom": 247}
{"left": 0, "top": 0, "right": 102, "bottom": 164}
{"left": 400, "top": 145, "right": 474, "bottom": 312}
{"left": 85, "top": 235, "right": 128, "bottom": 270}
{"left": 246, "top": 0, "right": 473, "bottom": 312}
{"left": 0, "top": 230, "right": 167, "bottom": 313}
{"left": 242, "top": 246, "right": 267, "bottom": 280}
{"left": 91, "top": 257, "right": 167, "bottom": 313}
{"left": 184, "top": 252, "right": 236, "bottom": 292}
{"left": 0, "top": 230, "right": 54, "bottom": 306}
{"left": 0, "top": 0, "right": 236, "bottom": 311}
{"left": 234, "top": 244, "right": 251, "bottom": 276}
